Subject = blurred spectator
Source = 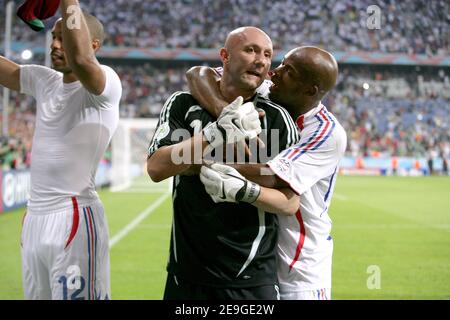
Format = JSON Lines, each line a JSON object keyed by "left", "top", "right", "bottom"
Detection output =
{"left": 1, "top": 0, "right": 448, "bottom": 55}
{"left": 441, "top": 151, "right": 448, "bottom": 176}
{"left": 0, "top": 0, "right": 448, "bottom": 164}
{"left": 1, "top": 61, "right": 449, "bottom": 161}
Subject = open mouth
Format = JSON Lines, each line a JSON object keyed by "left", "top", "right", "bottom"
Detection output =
{"left": 270, "top": 82, "right": 278, "bottom": 91}
{"left": 246, "top": 70, "right": 261, "bottom": 78}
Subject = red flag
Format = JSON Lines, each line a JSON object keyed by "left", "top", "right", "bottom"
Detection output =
{"left": 17, "top": 0, "right": 61, "bottom": 32}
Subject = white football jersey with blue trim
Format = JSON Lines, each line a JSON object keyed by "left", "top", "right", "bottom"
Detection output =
{"left": 268, "top": 103, "right": 347, "bottom": 293}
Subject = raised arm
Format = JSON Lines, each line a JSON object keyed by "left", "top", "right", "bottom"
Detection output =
{"left": 186, "top": 66, "right": 228, "bottom": 118}
{"left": 60, "top": 0, "right": 105, "bottom": 95}
{"left": 0, "top": 56, "right": 21, "bottom": 91}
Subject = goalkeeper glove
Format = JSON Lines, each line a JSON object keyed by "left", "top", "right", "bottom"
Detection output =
{"left": 200, "top": 163, "right": 261, "bottom": 204}
{"left": 202, "top": 96, "right": 261, "bottom": 150}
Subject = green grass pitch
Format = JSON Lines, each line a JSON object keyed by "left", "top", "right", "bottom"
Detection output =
{"left": 1, "top": 175, "right": 449, "bottom": 299}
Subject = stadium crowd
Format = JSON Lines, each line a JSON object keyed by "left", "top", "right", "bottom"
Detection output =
{"left": 0, "top": 111, "right": 33, "bottom": 170}
{"left": 2, "top": 61, "right": 449, "bottom": 168}
{"left": 0, "top": 0, "right": 448, "bottom": 55}
{"left": 120, "top": 64, "right": 449, "bottom": 161}
{"left": 0, "top": 0, "right": 449, "bottom": 169}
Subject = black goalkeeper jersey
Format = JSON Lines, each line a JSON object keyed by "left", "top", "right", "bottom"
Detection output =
{"left": 148, "top": 91, "right": 299, "bottom": 288}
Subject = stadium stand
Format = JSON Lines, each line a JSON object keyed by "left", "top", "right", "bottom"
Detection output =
{"left": 0, "top": 0, "right": 449, "bottom": 166}
{"left": 1, "top": 0, "right": 448, "bottom": 54}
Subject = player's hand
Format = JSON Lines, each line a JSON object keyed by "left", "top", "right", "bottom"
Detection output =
{"left": 199, "top": 163, "right": 261, "bottom": 204}
{"left": 202, "top": 96, "right": 261, "bottom": 150}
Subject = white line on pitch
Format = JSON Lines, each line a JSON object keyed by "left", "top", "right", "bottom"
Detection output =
{"left": 137, "top": 224, "right": 171, "bottom": 229}
{"left": 109, "top": 192, "right": 171, "bottom": 248}
{"left": 333, "top": 193, "right": 348, "bottom": 201}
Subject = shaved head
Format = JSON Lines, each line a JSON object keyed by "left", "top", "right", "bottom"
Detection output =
{"left": 269, "top": 46, "right": 339, "bottom": 117}
{"left": 224, "top": 27, "right": 272, "bottom": 52}
{"left": 288, "top": 46, "right": 338, "bottom": 95}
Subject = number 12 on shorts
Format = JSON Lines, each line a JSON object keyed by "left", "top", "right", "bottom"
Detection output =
{"left": 58, "top": 265, "right": 85, "bottom": 300}
{"left": 58, "top": 275, "right": 86, "bottom": 300}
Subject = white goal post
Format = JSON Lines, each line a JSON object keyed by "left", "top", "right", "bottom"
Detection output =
{"left": 110, "top": 118, "right": 161, "bottom": 192}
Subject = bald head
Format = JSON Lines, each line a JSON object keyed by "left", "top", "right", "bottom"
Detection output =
{"left": 269, "top": 46, "right": 339, "bottom": 117}
{"left": 289, "top": 46, "right": 338, "bottom": 96}
{"left": 224, "top": 27, "right": 272, "bottom": 52}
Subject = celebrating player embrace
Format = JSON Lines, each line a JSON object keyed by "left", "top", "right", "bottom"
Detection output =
{"left": 188, "top": 46, "right": 347, "bottom": 300}
{"left": 147, "top": 27, "right": 298, "bottom": 300}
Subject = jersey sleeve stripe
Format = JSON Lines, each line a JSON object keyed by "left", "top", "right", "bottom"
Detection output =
{"left": 289, "top": 108, "right": 336, "bottom": 161}
{"left": 287, "top": 114, "right": 324, "bottom": 158}
{"left": 284, "top": 113, "right": 325, "bottom": 159}
{"left": 213, "top": 67, "right": 223, "bottom": 77}
{"left": 161, "top": 91, "right": 186, "bottom": 124}
{"left": 259, "top": 97, "right": 299, "bottom": 148}
{"left": 148, "top": 91, "right": 186, "bottom": 155}
{"left": 308, "top": 108, "right": 336, "bottom": 152}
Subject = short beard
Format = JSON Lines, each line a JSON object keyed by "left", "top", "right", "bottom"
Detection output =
{"left": 52, "top": 64, "right": 72, "bottom": 74}
{"left": 238, "top": 76, "right": 261, "bottom": 91}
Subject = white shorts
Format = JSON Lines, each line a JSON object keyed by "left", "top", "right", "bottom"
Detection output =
{"left": 21, "top": 197, "right": 110, "bottom": 300}
{"left": 281, "top": 288, "right": 331, "bottom": 300}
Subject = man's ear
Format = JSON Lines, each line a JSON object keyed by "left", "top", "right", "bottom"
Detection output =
{"left": 305, "top": 85, "right": 319, "bottom": 97}
{"left": 220, "top": 48, "right": 229, "bottom": 64}
{"left": 92, "top": 39, "right": 101, "bottom": 53}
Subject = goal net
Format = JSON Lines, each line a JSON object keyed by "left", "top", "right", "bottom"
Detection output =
{"left": 110, "top": 118, "right": 171, "bottom": 192}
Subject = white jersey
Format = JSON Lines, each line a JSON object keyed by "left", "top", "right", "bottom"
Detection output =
{"left": 20, "top": 65, "right": 121, "bottom": 211}
{"left": 268, "top": 103, "right": 347, "bottom": 292}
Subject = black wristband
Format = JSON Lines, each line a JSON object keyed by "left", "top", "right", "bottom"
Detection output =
{"left": 236, "top": 180, "right": 261, "bottom": 203}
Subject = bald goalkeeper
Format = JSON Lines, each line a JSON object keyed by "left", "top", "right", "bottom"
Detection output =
{"left": 147, "top": 26, "right": 298, "bottom": 300}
